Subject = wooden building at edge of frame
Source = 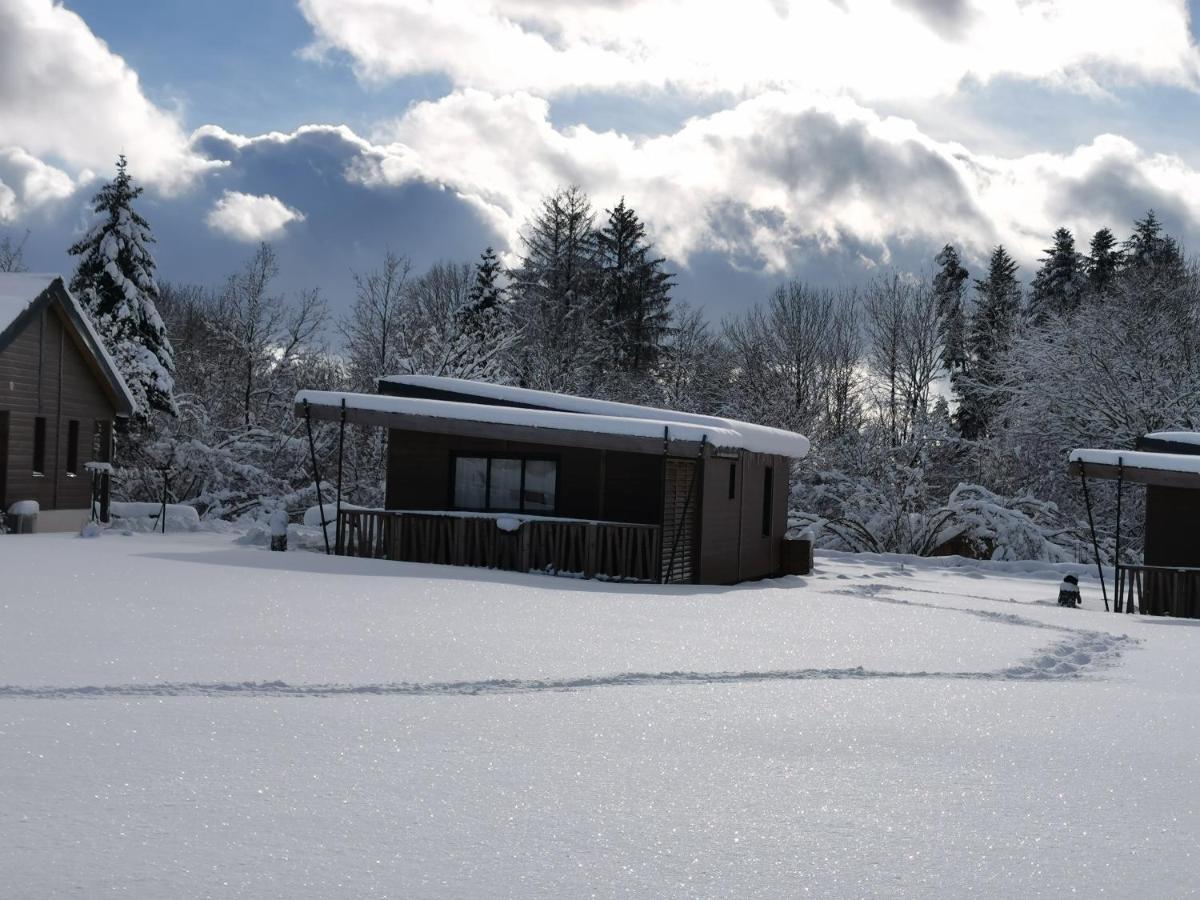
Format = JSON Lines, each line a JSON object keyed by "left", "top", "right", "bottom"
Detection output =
{"left": 1069, "top": 432, "right": 1200, "bottom": 618}
{"left": 295, "top": 375, "right": 810, "bottom": 585}
{"left": 0, "top": 274, "right": 136, "bottom": 531}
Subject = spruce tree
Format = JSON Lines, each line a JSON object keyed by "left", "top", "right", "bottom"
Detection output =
{"left": 597, "top": 198, "right": 674, "bottom": 373}
{"left": 1028, "top": 227, "right": 1083, "bottom": 323}
{"left": 1121, "top": 210, "right": 1186, "bottom": 298}
{"left": 932, "top": 244, "right": 968, "bottom": 371}
{"left": 508, "top": 186, "right": 603, "bottom": 388}
{"left": 460, "top": 246, "right": 505, "bottom": 337}
{"left": 956, "top": 245, "right": 1020, "bottom": 439}
{"left": 69, "top": 155, "right": 176, "bottom": 417}
{"left": 1085, "top": 227, "right": 1122, "bottom": 299}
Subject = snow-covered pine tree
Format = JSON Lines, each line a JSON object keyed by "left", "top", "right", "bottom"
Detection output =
{"left": 956, "top": 245, "right": 1020, "bottom": 439}
{"left": 507, "top": 186, "right": 603, "bottom": 390}
{"left": 932, "top": 244, "right": 968, "bottom": 371}
{"left": 69, "top": 156, "right": 176, "bottom": 418}
{"left": 460, "top": 246, "right": 504, "bottom": 336}
{"left": 1120, "top": 210, "right": 1187, "bottom": 303}
{"left": 596, "top": 198, "right": 674, "bottom": 373}
{"left": 1028, "top": 227, "right": 1084, "bottom": 323}
{"left": 1085, "top": 227, "right": 1122, "bottom": 300}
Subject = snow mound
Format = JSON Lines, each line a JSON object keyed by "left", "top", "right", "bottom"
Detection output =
{"left": 110, "top": 502, "right": 200, "bottom": 532}
{"left": 302, "top": 502, "right": 363, "bottom": 528}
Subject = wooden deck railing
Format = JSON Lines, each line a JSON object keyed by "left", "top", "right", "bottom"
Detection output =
{"left": 1115, "top": 564, "right": 1200, "bottom": 618}
{"left": 337, "top": 509, "right": 661, "bottom": 583}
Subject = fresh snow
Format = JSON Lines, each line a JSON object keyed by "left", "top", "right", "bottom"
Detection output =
{"left": 380, "top": 374, "right": 811, "bottom": 458}
{"left": 298, "top": 389, "right": 807, "bottom": 457}
{"left": 109, "top": 501, "right": 201, "bottom": 531}
{"left": 6, "top": 499, "right": 39, "bottom": 516}
{"left": 1, "top": 533, "right": 1197, "bottom": 898}
{"left": 302, "top": 502, "right": 366, "bottom": 528}
{"left": 1070, "top": 447, "right": 1200, "bottom": 474}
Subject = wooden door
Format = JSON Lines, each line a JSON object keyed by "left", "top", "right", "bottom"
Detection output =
{"left": 661, "top": 458, "right": 699, "bottom": 583}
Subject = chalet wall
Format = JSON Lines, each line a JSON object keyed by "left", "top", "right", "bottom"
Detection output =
{"left": 385, "top": 429, "right": 663, "bottom": 525}
{"left": 699, "top": 454, "right": 741, "bottom": 584}
{"left": 732, "top": 452, "right": 789, "bottom": 581}
{"left": 0, "top": 303, "right": 116, "bottom": 512}
{"left": 1144, "top": 486, "right": 1200, "bottom": 567}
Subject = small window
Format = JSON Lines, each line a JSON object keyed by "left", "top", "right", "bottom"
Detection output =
{"left": 761, "top": 466, "right": 774, "bottom": 537}
{"left": 728, "top": 462, "right": 737, "bottom": 500}
{"left": 32, "top": 416, "right": 46, "bottom": 475}
{"left": 66, "top": 420, "right": 80, "bottom": 476}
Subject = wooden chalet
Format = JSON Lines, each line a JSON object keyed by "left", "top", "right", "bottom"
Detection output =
{"left": 1069, "top": 432, "right": 1200, "bottom": 618}
{"left": 0, "top": 274, "right": 135, "bottom": 531}
{"left": 295, "top": 376, "right": 810, "bottom": 584}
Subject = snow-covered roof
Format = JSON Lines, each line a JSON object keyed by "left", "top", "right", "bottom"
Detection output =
{"left": 379, "top": 374, "right": 810, "bottom": 458}
{"left": 298, "top": 387, "right": 808, "bottom": 457}
{"left": 1143, "top": 431, "right": 1200, "bottom": 447}
{"left": 1069, "top": 448, "right": 1200, "bottom": 487}
{"left": 0, "top": 273, "right": 137, "bottom": 416}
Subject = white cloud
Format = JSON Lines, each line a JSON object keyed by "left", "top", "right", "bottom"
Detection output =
{"left": 205, "top": 90, "right": 1200, "bottom": 278}
{"left": 299, "top": 0, "right": 1200, "bottom": 101}
{"left": 0, "top": 147, "right": 77, "bottom": 221}
{"left": 0, "top": 0, "right": 219, "bottom": 203}
{"left": 205, "top": 191, "right": 307, "bottom": 242}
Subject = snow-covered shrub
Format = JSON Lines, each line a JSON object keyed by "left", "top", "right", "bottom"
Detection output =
{"left": 927, "top": 484, "right": 1082, "bottom": 562}
{"left": 793, "top": 451, "right": 1085, "bottom": 562}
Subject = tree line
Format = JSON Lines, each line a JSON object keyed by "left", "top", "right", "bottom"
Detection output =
{"left": 5, "top": 157, "right": 1195, "bottom": 561}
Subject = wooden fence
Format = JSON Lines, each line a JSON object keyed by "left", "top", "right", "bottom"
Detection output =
{"left": 1115, "top": 564, "right": 1200, "bottom": 618}
{"left": 337, "top": 509, "right": 660, "bottom": 582}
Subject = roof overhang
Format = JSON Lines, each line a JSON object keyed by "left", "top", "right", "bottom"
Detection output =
{"left": 1068, "top": 449, "right": 1200, "bottom": 490}
{"left": 296, "top": 390, "right": 714, "bottom": 456}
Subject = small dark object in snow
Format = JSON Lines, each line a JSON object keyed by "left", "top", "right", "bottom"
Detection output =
{"left": 269, "top": 508, "right": 288, "bottom": 552}
{"left": 1058, "top": 574, "right": 1081, "bottom": 608}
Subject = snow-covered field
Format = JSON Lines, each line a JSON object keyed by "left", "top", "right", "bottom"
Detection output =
{"left": 1, "top": 534, "right": 1197, "bottom": 898}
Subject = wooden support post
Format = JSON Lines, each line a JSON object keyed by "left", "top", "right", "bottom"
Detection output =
{"left": 1114, "top": 457, "right": 1125, "bottom": 613}
{"left": 335, "top": 399, "right": 347, "bottom": 555}
{"left": 1078, "top": 464, "right": 1109, "bottom": 612}
{"left": 302, "top": 399, "right": 331, "bottom": 555}
{"left": 657, "top": 426, "right": 669, "bottom": 583}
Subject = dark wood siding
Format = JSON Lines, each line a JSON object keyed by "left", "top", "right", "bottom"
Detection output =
{"left": 699, "top": 454, "right": 743, "bottom": 584}
{"left": 600, "top": 451, "right": 661, "bottom": 524}
{"left": 1145, "top": 486, "right": 1200, "bottom": 567}
{"left": 0, "top": 302, "right": 117, "bottom": 511}
{"left": 385, "top": 429, "right": 663, "bottom": 525}
{"left": 731, "top": 452, "right": 789, "bottom": 580}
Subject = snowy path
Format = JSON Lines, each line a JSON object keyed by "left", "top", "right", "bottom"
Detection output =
{"left": 1, "top": 533, "right": 1196, "bottom": 898}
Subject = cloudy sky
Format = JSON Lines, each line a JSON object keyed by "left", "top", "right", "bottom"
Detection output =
{"left": 4, "top": 0, "right": 1200, "bottom": 319}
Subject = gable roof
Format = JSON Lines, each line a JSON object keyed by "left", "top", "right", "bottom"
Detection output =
{"left": 378, "top": 374, "right": 810, "bottom": 458}
{"left": 0, "top": 273, "right": 137, "bottom": 417}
